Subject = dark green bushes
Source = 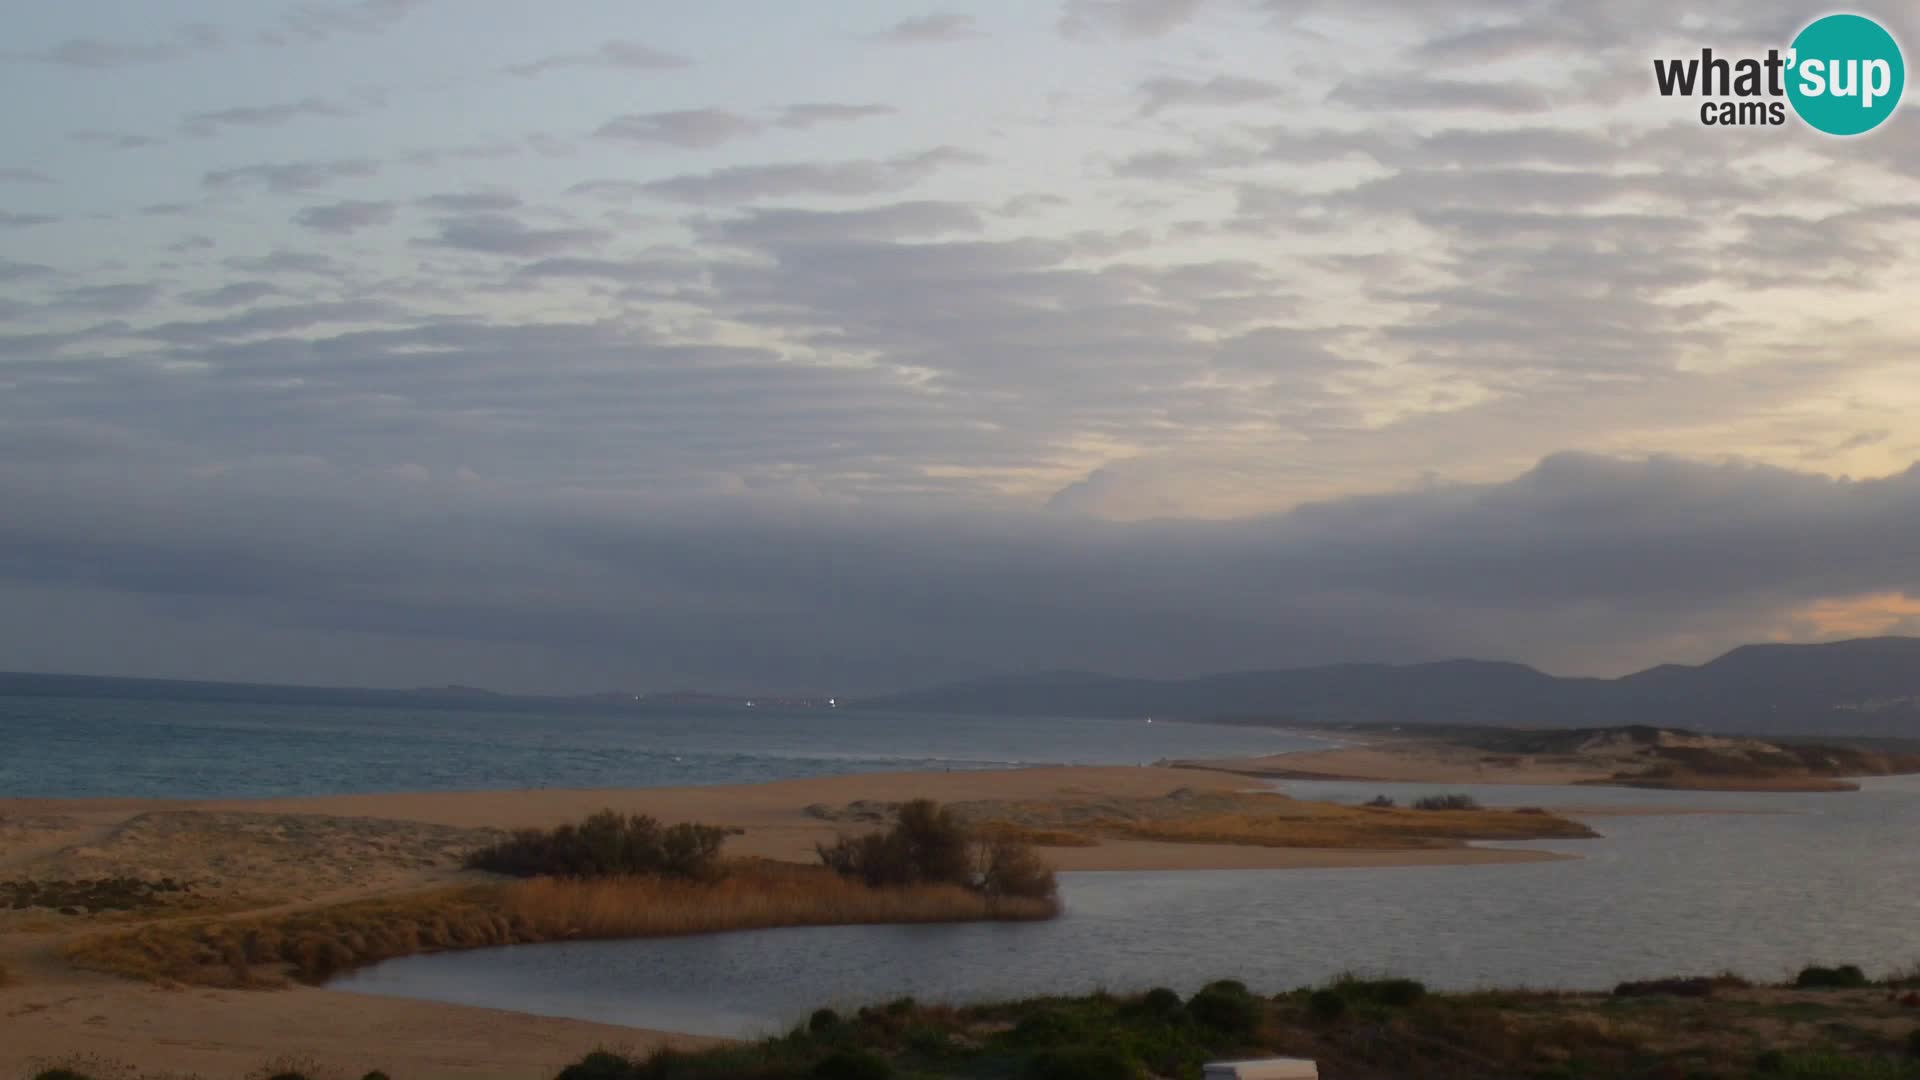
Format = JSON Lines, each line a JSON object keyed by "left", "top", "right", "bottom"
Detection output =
{"left": 812, "top": 1050, "right": 892, "bottom": 1080}
{"left": 1795, "top": 964, "right": 1871, "bottom": 989}
{"left": 464, "top": 811, "right": 729, "bottom": 880}
{"left": 817, "top": 799, "right": 1057, "bottom": 902}
{"left": 1022, "top": 1046, "right": 1142, "bottom": 1080}
{"left": 1187, "top": 981, "right": 1261, "bottom": 1039}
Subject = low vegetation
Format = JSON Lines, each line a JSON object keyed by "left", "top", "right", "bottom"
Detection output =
{"left": 529, "top": 968, "right": 1920, "bottom": 1080}
{"left": 69, "top": 852, "right": 1056, "bottom": 988}
{"left": 463, "top": 811, "right": 731, "bottom": 880}
{"left": 2, "top": 876, "right": 194, "bottom": 914}
{"left": 1111, "top": 794, "right": 1593, "bottom": 849}
{"left": 817, "top": 799, "right": 1059, "bottom": 904}
{"left": 26, "top": 963, "right": 1920, "bottom": 1079}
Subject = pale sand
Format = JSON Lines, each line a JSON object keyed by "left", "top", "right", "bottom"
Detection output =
{"left": 0, "top": 970, "right": 717, "bottom": 1080}
{"left": 0, "top": 763, "right": 1574, "bottom": 1078}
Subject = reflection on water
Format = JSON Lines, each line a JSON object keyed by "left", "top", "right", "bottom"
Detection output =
{"left": 332, "top": 776, "right": 1920, "bottom": 1038}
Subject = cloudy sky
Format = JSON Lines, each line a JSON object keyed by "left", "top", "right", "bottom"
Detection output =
{"left": 4, "top": 0, "right": 1920, "bottom": 694}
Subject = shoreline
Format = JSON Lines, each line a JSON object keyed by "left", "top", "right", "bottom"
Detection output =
{"left": 0, "top": 756, "right": 1770, "bottom": 1079}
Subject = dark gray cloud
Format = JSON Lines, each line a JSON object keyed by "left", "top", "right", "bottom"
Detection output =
{"left": 423, "top": 213, "right": 605, "bottom": 256}
{"left": 1060, "top": 0, "right": 1205, "bottom": 39}
{"left": 1140, "top": 75, "right": 1288, "bottom": 115}
{"left": 870, "top": 13, "right": 984, "bottom": 44}
{"left": 272, "top": 0, "right": 429, "bottom": 43}
{"left": 70, "top": 129, "right": 163, "bottom": 150}
{"left": 204, "top": 158, "right": 378, "bottom": 193}
{"left": 3, "top": 23, "right": 219, "bottom": 68}
{"left": 54, "top": 284, "right": 162, "bottom": 315}
{"left": 642, "top": 148, "right": 985, "bottom": 205}
{"left": 0, "top": 258, "right": 54, "bottom": 283}
{"left": 183, "top": 97, "right": 351, "bottom": 137}
{"left": 774, "top": 103, "right": 895, "bottom": 129}
{"left": 1328, "top": 75, "right": 1553, "bottom": 113}
{"left": 505, "top": 40, "right": 689, "bottom": 77}
{"left": 222, "top": 250, "right": 349, "bottom": 276}
{"left": 2, "top": 452, "right": 1913, "bottom": 691}
{"left": 294, "top": 199, "right": 398, "bottom": 233}
{"left": 184, "top": 282, "right": 283, "bottom": 308}
{"left": 419, "top": 190, "right": 523, "bottom": 213}
{"left": 596, "top": 109, "right": 764, "bottom": 149}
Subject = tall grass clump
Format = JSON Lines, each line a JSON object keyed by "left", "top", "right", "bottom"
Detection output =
{"left": 817, "top": 799, "right": 1058, "bottom": 904}
{"left": 1411, "top": 793, "right": 1482, "bottom": 811}
{"left": 464, "top": 810, "right": 729, "bottom": 880}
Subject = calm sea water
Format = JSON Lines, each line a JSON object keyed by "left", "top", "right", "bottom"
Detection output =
{"left": 332, "top": 776, "right": 1920, "bottom": 1038}
{"left": 0, "top": 695, "right": 1317, "bottom": 799}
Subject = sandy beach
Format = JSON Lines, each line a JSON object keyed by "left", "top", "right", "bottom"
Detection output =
{"left": 1, "top": 762, "right": 1595, "bottom": 1078}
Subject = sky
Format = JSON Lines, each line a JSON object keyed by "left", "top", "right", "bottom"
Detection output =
{"left": 4, "top": 0, "right": 1920, "bottom": 694}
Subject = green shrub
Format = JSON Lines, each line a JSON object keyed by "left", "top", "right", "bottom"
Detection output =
{"left": 1364, "top": 795, "right": 1396, "bottom": 808}
{"left": 1307, "top": 988, "right": 1348, "bottom": 1022}
{"left": 1336, "top": 976, "right": 1427, "bottom": 1007}
{"left": 1756, "top": 1049, "right": 1787, "bottom": 1073}
{"left": 1412, "top": 794, "right": 1482, "bottom": 811}
{"left": 33, "top": 1071, "right": 98, "bottom": 1080}
{"left": 1138, "top": 987, "right": 1183, "bottom": 1017}
{"left": 1011, "top": 1008, "right": 1091, "bottom": 1046}
{"left": 1793, "top": 964, "right": 1870, "bottom": 989}
{"left": 1023, "top": 1046, "right": 1142, "bottom": 1080}
{"left": 812, "top": 1050, "right": 892, "bottom": 1080}
{"left": 818, "top": 799, "right": 1055, "bottom": 901}
{"left": 809, "top": 1007, "right": 842, "bottom": 1033}
{"left": 362, "top": 1073, "right": 392, "bottom": 1080}
{"left": 1187, "top": 984, "right": 1260, "bottom": 1039}
{"left": 1908, "top": 1029, "right": 1920, "bottom": 1059}
{"left": 555, "top": 1050, "right": 643, "bottom": 1080}
{"left": 465, "top": 811, "right": 728, "bottom": 880}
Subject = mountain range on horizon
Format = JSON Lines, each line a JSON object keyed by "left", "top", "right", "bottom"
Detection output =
{"left": 4, "top": 636, "right": 1920, "bottom": 739}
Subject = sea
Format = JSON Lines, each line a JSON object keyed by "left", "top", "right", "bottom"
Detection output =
{"left": 0, "top": 693, "right": 1316, "bottom": 799}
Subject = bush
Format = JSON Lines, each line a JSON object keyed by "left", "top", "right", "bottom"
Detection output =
{"left": 1307, "top": 988, "right": 1348, "bottom": 1022}
{"left": 1793, "top": 964, "right": 1870, "bottom": 989}
{"left": 33, "top": 1072, "right": 97, "bottom": 1080}
{"left": 1187, "top": 984, "right": 1261, "bottom": 1039}
{"left": 362, "top": 1073, "right": 392, "bottom": 1080}
{"left": 1138, "top": 987, "right": 1183, "bottom": 1017}
{"left": 1412, "top": 794, "right": 1482, "bottom": 811}
{"left": 465, "top": 811, "right": 728, "bottom": 880}
{"left": 1907, "top": 1029, "right": 1920, "bottom": 1059}
{"left": 809, "top": 1007, "right": 842, "bottom": 1033}
{"left": 555, "top": 1051, "right": 643, "bottom": 1080}
{"left": 979, "top": 839, "right": 1058, "bottom": 902}
{"left": 1365, "top": 795, "right": 1396, "bottom": 808}
{"left": 818, "top": 799, "right": 1056, "bottom": 902}
{"left": 1336, "top": 976, "right": 1427, "bottom": 1007}
{"left": 1023, "top": 1046, "right": 1142, "bottom": 1080}
{"left": 1613, "top": 976, "right": 1719, "bottom": 998}
{"left": 812, "top": 1050, "right": 892, "bottom": 1080}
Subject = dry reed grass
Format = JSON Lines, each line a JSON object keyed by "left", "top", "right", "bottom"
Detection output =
{"left": 1115, "top": 801, "right": 1596, "bottom": 849}
{"left": 65, "top": 861, "right": 1057, "bottom": 988}
{"left": 972, "top": 822, "right": 1101, "bottom": 848}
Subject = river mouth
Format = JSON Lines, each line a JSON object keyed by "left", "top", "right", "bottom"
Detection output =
{"left": 328, "top": 776, "right": 1920, "bottom": 1039}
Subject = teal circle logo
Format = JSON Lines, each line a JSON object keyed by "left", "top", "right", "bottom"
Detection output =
{"left": 1787, "top": 14, "right": 1905, "bottom": 135}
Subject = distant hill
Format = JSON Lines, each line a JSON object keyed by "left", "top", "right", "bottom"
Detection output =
{"left": 854, "top": 637, "right": 1920, "bottom": 738}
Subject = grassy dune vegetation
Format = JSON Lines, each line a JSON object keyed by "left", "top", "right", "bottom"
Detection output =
{"left": 65, "top": 862, "right": 1057, "bottom": 987}
{"left": 66, "top": 804, "right": 1059, "bottom": 988}
{"left": 31, "top": 968, "right": 1920, "bottom": 1080}
{"left": 961, "top": 789, "right": 1598, "bottom": 850}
